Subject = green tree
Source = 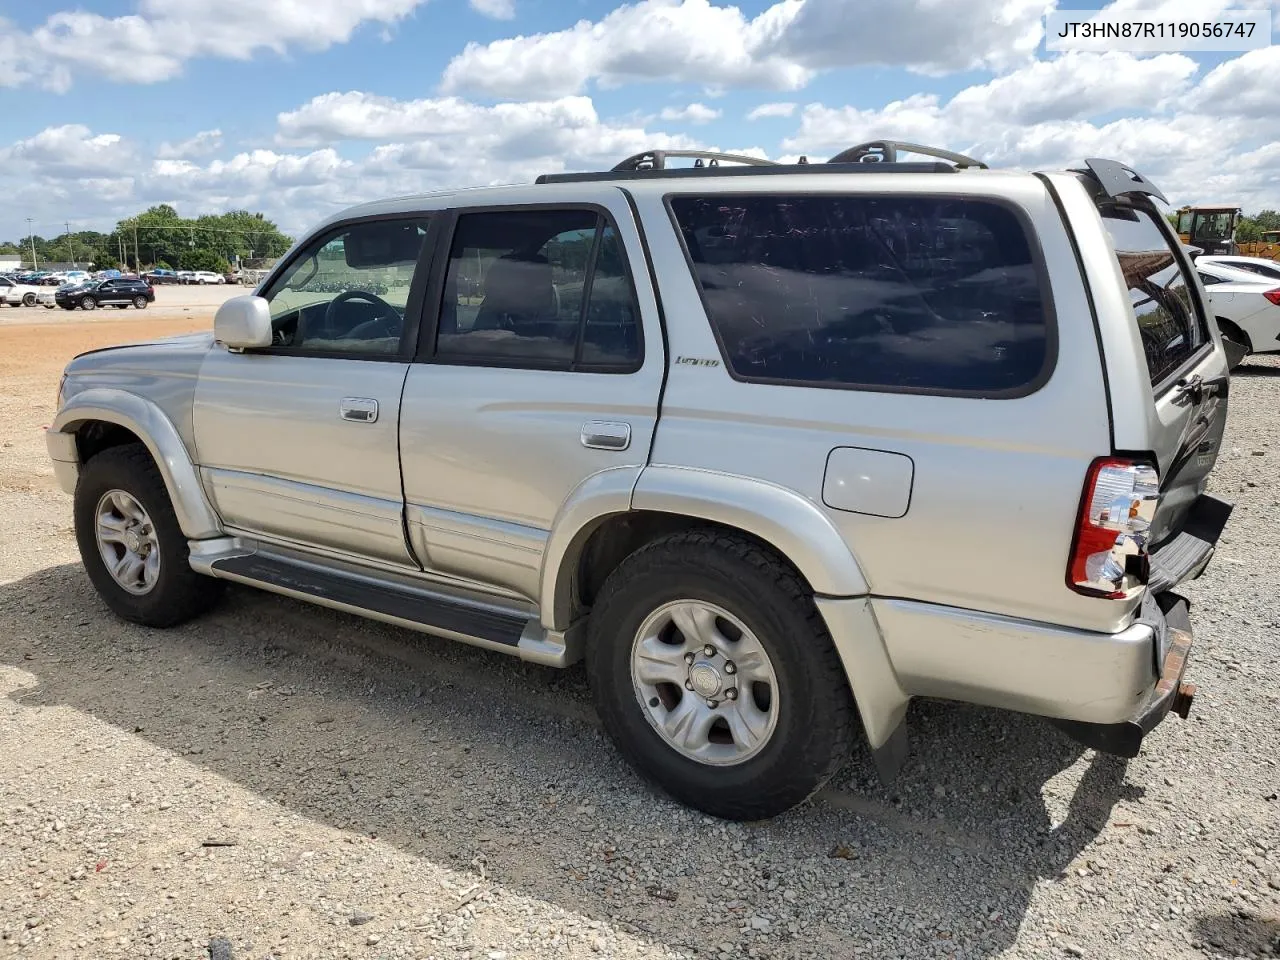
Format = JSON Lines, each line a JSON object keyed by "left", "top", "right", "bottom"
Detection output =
{"left": 179, "top": 248, "right": 231, "bottom": 272}
{"left": 1253, "top": 209, "right": 1280, "bottom": 230}
{"left": 1237, "top": 217, "right": 1263, "bottom": 243}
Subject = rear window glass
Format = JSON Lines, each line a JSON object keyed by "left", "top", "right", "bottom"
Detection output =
{"left": 1100, "top": 207, "right": 1206, "bottom": 385}
{"left": 667, "top": 194, "right": 1050, "bottom": 395}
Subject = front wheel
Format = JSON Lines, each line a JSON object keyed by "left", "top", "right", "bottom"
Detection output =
{"left": 21, "top": 292, "right": 36, "bottom": 307}
{"left": 80, "top": 296, "right": 96, "bottom": 310}
{"left": 586, "top": 530, "right": 856, "bottom": 820}
{"left": 73, "top": 444, "right": 222, "bottom": 627}
{"left": 133, "top": 296, "right": 148, "bottom": 309}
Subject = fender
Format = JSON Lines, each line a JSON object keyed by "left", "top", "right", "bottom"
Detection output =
{"left": 539, "top": 466, "right": 642, "bottom": 630}
{"left": 48, "top": 387, "right": 223, "bottom": 539}
{"left": 632, "top": 465, "right": 869, "bottom": 597}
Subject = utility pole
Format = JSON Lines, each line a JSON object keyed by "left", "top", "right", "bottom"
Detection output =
{"left": 25, "top": 218, "right": 37, "bottom": 270}
{"left": 132, "top": 219, "right": 140, "bottom": 273}
{"left": 65, "top": 221, "right": 77, "bottom": 268}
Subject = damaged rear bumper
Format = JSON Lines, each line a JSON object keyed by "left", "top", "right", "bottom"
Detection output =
{"left": 1050, "top": 592, "right": 1198, "bottom": 758}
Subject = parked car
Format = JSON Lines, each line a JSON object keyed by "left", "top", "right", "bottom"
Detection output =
{"left": 188, "top": 270, "right": 226, "bottom": 284}
{"left": 54, "top": 277, "right": 155, "bottom": 310}
{"left": 176, "top": 271, "right": 197, "bottom": 284}
{"left": 1195, "top": 261, "right": 1280, "bottom": 365}
{"left": 0, "top": 275, "right": 54, "bottom": 307}
{"left": 1197, "top": 255, "right": 1280, "bottom": 283}
{"left": 44, "top": 145, "right": 1231, "bottom": 820}
{"left": 144, "top": 269, "right": 181, "bottom": 285}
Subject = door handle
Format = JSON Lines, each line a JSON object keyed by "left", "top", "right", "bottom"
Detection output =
{"left": 581, "top": 420, "right": 631, "bottom": 451}
{"left": 340, "top": 397, "right": 379, "bottom": 423}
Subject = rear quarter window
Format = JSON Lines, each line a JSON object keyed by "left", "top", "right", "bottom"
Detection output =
{"left": 667, "top": 193, "right": 1052, "bottom": 396}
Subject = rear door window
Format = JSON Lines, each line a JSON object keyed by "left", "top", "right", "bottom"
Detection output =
{"left": 1099, "top": 207, "right": 1207, "bottom": 385}
{"left": 667, "top": 194, "right": 1051, "bottom": 395}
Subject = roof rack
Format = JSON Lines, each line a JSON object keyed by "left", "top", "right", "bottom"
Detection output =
{"left": 534, "top": 139, "right": 983, "bottom": 184}
{"left": 612, "top": 150, "right": 779, "bottom": 171}
{"left": 828, "top": 140, "right": 988, "bottom": 169}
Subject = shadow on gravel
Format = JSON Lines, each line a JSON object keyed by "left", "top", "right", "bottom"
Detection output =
{"left": 1233, "top": 363, "right": 1280, "bottom": 378}
{"left": 1193, "top": 911, "right": 1280, "bottom": 955}
{"left": 3, "top": 562, "right": 1139, "bottom": 958}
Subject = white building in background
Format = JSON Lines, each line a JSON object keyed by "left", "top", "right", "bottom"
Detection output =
{"left": 0, "top": 255, "right": 22, "bottom": 271}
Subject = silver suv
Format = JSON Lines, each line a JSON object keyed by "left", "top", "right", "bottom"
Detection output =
{"left": 46, "top": 142, "right": 1233, "bottom": 820}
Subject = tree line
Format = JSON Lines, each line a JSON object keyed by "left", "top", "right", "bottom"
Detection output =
{"left": 1, "top": 205, "right": 293, "bottom": 272}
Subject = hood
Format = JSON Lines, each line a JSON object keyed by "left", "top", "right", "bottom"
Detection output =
{"left": 65, "top": 331, "right": 215, "bottom": 377}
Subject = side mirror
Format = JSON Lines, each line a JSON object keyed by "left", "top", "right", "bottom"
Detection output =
{"left": 214, "top": 295, "right": 272, "bottom": 350}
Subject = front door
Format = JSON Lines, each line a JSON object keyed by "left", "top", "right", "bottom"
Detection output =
{"left": 398, "top": 195, "right": 664, "bottom": 601}
{"left": 194, "top": 216, "right": 435, "bottom": 567}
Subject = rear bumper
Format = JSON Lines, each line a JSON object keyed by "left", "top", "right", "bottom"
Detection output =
{"left": 1049, "top": 592, "right": 1196, "bottom": 757}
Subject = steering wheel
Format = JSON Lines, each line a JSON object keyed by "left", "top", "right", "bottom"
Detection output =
{"left": 322, "top": 290, "right": 401, "bottom": 341}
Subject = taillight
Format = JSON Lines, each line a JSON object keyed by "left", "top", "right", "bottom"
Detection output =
{"left": 1068, "top": 458, "right": 1160, "bottom": 599}
{"left": 1264, "top": 288, "right": 1280, "bottom": 306}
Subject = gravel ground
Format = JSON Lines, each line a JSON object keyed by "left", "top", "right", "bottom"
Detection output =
{"left": 1, "top": 316, "right": 1277, "bottom": 960}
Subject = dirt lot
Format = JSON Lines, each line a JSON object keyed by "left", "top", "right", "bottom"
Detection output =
{"left": 0, "top": 315, "right": 1277, "bottom": 960}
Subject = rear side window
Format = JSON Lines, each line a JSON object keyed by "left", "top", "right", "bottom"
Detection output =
{"left": 667, "top": 194, "right": 1050, "bottom": 395}
{"left": 435, "top": 209, "right": 642, "bottom": 371}
{"left": 1234, "top": 261, "right": 1280, "bottom": 280}
{"left": 1099, "top": 207, "right": 1206, "bottom": 385}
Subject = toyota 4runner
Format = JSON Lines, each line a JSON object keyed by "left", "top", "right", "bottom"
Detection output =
{"left": 46, "top": 142, "right": 1233, "bottom": 820}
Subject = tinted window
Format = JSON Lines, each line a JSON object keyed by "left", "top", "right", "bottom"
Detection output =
{"left": 1234, "top": 262, "right": 1280, "bottom": 280}
{"left": 668, "top": 194, "right": 1049, "bottom": 394}
{"left": 1198, "top": 272, "right": 1223, "bottom": 286}
{"left": 1100, "top": 207, "right": 1206, "bottom": 385}
{"left": 262, "top": 218, "right": 431, "bottom": 355}
{"left": 436, "top": 209, "right": 641, "bottom": 370}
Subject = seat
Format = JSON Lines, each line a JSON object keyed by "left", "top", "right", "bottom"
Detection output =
{"left": 473, "top": 254, "right": 556, "bottom": 333}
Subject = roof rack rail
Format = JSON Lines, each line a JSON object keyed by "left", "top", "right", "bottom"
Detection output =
{"left": 612, "top": 150, "right": 779, "bottom": 172}
{"left": 827, "top": 140, "right": 988, "bottom": 170}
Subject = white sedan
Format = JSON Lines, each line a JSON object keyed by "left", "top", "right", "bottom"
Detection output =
{"left": 1196, "top": 261, "right": 1280, "bottom": 364}
{"left": 0, "top": 276, "right": 55, "bottom": 308}
{"left": 1198, "top": 255, "right": 1280, "bottom": 283}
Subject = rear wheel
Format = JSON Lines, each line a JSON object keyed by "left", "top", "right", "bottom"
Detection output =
{"left": 586, "top": 530, "right": 856, "bottom": 820}
{"left": 133, "top": 296, "right": 148, "bottom": 309}
{"left": 1216, "top": 318, "right": 1251, "bottom": 370}
{"left": 74, "top": 444, "right": 222, "bottom": 627}
{"left": 80, "top": 296, "right": 96, "bottom": 311}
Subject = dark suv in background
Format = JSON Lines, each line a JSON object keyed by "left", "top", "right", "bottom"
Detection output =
{"left": 56, "top": 277, "right": 155, "bottom": 310}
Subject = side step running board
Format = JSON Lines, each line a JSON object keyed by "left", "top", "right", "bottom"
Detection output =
{"left": 190, "top": 541, "right": 580, "bottom": 667}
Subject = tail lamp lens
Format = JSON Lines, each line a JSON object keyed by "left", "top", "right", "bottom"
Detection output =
{"left": 1263, "top": 288, "right": 1280, "bottom": 306}
{"left": 1068, "top": 458, "right": 1160, "bottom": 599}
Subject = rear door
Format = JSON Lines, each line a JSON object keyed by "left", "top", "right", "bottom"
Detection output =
{"left": 1097, "top": 201, "right": 1230, "bottom": 545}
{"left": 397, "top": 192, "right": 663, "bottom": 601}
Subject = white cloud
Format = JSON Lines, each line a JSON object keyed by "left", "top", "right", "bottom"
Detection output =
{"left": 776, "top": 49, "right": 1278, "bottom": 211}
{"left": 469, "top": 0, "right": 515, "bottom": 18}
{"left": 747, "top": 102, "right": 797, "bottom": 120}
{"left": 440, "top": 0, "right": 1057, "bottom": 97}
{"left": 659, "top": 103, "right": 721, "bottom": 124}
{"left": 2, "top": 0, "right": 428, "bottom": 89}
{"left": 441, "top": 0, "right": 810, "bottom": 97}
{"left": 0, "top": 124, "right": 137, "bottom": 179}
{"left": 1188, "top": 46, "right": 1280, "bottom": 120}
{"left": 157, "top": 129, "right": 224, "bottom": 160}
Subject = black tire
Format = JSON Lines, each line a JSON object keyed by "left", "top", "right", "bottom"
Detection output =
{"left": 74, "top": 443, "right": 222, "bottom": 627}
{"left": 21, "top": 292, "right": 36, "bottom": 307}
{"left": 586, "top": 530, "right": 856, "bottom": 820}
{"left": 133, "top": 296, "right": 148, "bottom": 309}
{"left": 80, "top": 296, "right": 96, "bottom": 310}
{"left": 1216, "top": 318, "right": 1251, "bottom": 371}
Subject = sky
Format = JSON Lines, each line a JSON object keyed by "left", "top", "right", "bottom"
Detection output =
{"left": 1, "top": 0, "right": 1278, "bottom": 243}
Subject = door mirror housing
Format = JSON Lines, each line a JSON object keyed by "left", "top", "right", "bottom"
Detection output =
{"left": 214, "top": 295, "right": 273, "bottom": 350}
